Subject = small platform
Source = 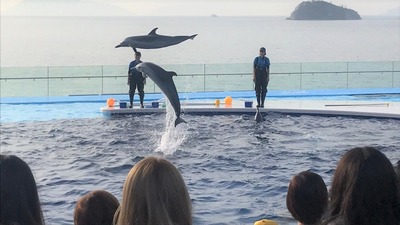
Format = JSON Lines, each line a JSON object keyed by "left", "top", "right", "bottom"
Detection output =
{"left": 100, "top": 99, "right": 400, "bottom": 119}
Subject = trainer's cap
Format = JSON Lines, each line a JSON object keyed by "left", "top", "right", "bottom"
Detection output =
{"left": 254, "top": 219, "right": 278, "bottom": 225}
{"left": 259, "top": 47, "right": 266, "bottom": 52}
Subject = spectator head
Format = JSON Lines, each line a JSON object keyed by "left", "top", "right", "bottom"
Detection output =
{"left": 328, "top": 147, "right": 400, "bottom": 225}
{"left": 286, "top": 171, "right": 328, "bottom": 224}
{"left": 74, "top": 190, "right": 119, "bottom": 225}
{"left": 115, "top": 156, "right": 192, "bottom": 225}
{"left": 0, "top": 154, "right": 45, "bottom": 225}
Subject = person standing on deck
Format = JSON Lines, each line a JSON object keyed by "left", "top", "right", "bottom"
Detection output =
{"left": 127, "top": 51, "right": 146, "bottom": 108}
{"left": 253, "top": 47, "right": 270, "bottom": 108}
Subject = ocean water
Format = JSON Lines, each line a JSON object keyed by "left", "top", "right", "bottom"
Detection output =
{"left": 1, "top": 16, "right": 399, "bottom": 67}
{"left": 1, "top": 108, "right": 400, "bottom": 225}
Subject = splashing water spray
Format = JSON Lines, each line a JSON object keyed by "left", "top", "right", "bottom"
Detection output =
{"left": 155, "top": 99, "right": 187, "bottom": 155}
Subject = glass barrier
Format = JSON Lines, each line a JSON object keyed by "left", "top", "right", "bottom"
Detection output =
{"left": 1, "top": 61, "right": 399, "bottom": 97}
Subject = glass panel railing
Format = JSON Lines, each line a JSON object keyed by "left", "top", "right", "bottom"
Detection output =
{"left": 301, "top": 62, "right": 349, "bottom": 73}
{"left": 48, "top": 77, "right": 103, "bottom": 96}
{"left": 1, "top": 79, "right": 48, "bottom": 97}
{"left": 347, "top": 61, "right": 395, "bottom": 72}
{"left": 300, "top": 73, "right": 348, "bottom": 90}
{"left": 272, "top": 63, "right": 302, "bottom": 74}
{"left": 0, "top": 66, "right": 48, "bottom": 79}
{"left": 270, "top": 73, "right": 301, "bottom": 90}
{"left": 48, "top": 66, "right": 103, "bottom": 78}
{"left": 348, "top": 72, "right": 394, "bottom": 89}
{"left": 1, "top": 61, "right": 399, "bottom": 98}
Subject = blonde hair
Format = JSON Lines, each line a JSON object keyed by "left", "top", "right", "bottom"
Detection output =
{"left": 115, "top": 156, "right": 192, "bottom": 225}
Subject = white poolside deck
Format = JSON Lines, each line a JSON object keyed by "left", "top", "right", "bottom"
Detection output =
{"left": 100, "top": 99, "right": 400, "bottom": 119}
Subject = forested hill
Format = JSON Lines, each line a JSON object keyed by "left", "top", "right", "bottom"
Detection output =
{"left": 287, "top": 1, "right": 362, "bottom": 20}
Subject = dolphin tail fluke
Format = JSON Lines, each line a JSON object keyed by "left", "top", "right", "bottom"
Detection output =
{"left": 175, "top": 117, "right": 186, "bottom": 127}
{"left": 255, "top": 108, "right": 265, "bottom": 123}
{"left": 189, "top": 34, "right": 198, "bottom": 40}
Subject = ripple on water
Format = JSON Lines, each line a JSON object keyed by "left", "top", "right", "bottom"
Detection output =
{"left": 0, "top": 114, "right": 399, "bottom": 225}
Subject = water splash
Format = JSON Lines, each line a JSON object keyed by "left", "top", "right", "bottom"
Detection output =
{"left": 155, "top": 100, "right": 187, "bottom": 155}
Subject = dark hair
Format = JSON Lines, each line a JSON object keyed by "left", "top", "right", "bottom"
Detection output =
{"left": 74, "top": 190, "right": 119, "bottom": 225}
{"left": 286, "top": 171, "right": 328, "bottom": 224}
{"left": 135, "top": 51, "right": 141, "bottom": 56}
{"left": 395, "top": 160, "right": 400, "bottom": 188}
{"left": 327, "top": 147, "right": 400, "bottom": 225}
{"left": 0, "top": 154, "right": 45, "bottom": 225}
{"left": 259, "top": 47, "right": 266, "bottom": 52}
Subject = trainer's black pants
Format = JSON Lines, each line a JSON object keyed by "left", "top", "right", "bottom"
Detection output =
{"left": 129, "top": 78, "right": 144, "bottom": 105}
{"left": 255, "top": 71, "right": 269, "bottom": 107}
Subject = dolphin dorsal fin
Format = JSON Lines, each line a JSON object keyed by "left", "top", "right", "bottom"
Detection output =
{"left": 148, "top": 28, "right": 158, "bottom": 35}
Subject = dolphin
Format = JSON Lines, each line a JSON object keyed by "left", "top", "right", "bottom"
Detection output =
{"left": 255, "top": 107, "right": 264, "bottom": 123}
{"left": 135, "top": 62, "right": 186, "bottom": 127}
{"left": 115, "top": 28, "right": 197, "bottom": 53}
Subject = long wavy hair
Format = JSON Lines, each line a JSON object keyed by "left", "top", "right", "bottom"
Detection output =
{"left": 115, "top": 156, "right": 192, "bottom": 225}
{"left": 74, "top": 190, "right": 119, "bottom": 225}
{"left": 0, "top": 154, "right": 45, "bottom": 225}
{"left": 326, "top": 147, "right": 400, "bottom": 225}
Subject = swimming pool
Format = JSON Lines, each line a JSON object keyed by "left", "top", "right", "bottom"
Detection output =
{"left": 1, "top": 90, "right": 399, "bottom": 224}
{"left": 1, "top": 110, "right": 399, "bottom": 225}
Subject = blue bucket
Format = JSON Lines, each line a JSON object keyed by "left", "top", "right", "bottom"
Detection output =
{"left": 152, "top": 102, "right": 160, "bottom": 108}
{"left": 244, "top": 101, "right": 253, "bottom": 108}
{"left": 119, "top": 101, "right": 127, "bottom": 108}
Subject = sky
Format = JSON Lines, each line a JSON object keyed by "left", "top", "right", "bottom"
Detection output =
{"left": 1, "top": 0, "right": 399, "bottom": 16}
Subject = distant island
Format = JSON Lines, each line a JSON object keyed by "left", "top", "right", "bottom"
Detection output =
{"left": 287, "top": 1, "right": 362, "bottom": 20}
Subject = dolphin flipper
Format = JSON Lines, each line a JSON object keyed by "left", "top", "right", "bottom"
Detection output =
{"left": 167, "top": 71, "right": 177, "bottom": 77}
{"left": 175, "top": 117, "right": 186, "bottom": 127}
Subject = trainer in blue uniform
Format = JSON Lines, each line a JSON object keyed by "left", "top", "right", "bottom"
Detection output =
{"left": 127, "top": 51, "right": 146, "bottom": 108}
{"left": 253, "top": 47, "right": 270, "bottom": 108}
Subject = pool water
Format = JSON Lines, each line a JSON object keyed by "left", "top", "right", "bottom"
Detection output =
{"left": 1, "top": 110, "right": 399, "bottom": 225}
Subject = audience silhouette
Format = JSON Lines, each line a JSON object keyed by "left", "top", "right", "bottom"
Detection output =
{"left": 74, "top": 190, "right": 119, "bottom": 225}
{"left": 287, "top": 171, "right": 328, "bottom": 225}
{"left": 0, "top": 154, "right": 46, "bottom": 225}
{"left": 114, "top": 156, "right": 192, "bottom": 225}
{"left": 323, "top": 147, "right": 400, "bottom": 225}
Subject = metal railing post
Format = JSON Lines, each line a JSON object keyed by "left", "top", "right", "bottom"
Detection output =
{"left": 47, "top": 66, "right": 50, "bottom": 97}
{"left": 203, "top": 64, "right": 206, "bottom": 91}
{"left": 300, "top": 63, "right": 302, "bottom": 90}
{"left": 101, "top": 65, "right": 104, "bottom": 94}
{"left": 346, "top": 62, "right": 349, "bottom": 89}
{"left": 392, "top": 61, "right": 394, "bottom": 88}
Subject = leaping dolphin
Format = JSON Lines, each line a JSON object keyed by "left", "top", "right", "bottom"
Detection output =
{"left": 135, "top": 62, "right": 186, "bottom": 127}
{"left": 255, "top": 107, "right": 264, "bottom": 123}
{"left": 115, "top": 28, "right": 197, "bottom": 53}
